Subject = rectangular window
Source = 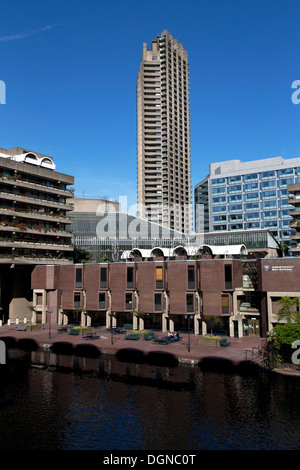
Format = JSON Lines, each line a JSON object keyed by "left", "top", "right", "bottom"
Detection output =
{"left": 100, "top": 267, "right": 107, "bottom": 288}
{"left": 261, "top": 180, "right": 275, "bottom": 188}
{"left": 125, "top": 293, "right": 133, "bottom": 310}
{"left": 279, "top": 168, "right": 293, "bottom": 177}
{"left": 188, "top": 266, "right": 195, "bottom": 289}
{"left": 244, "top": 173, "right": 258, "bottom": 182}
{"left": 229, "top": 204, "right": 243, "bottom": 212}
{"left": 225, "top": 265, "right": 232, "bottom": 289}
{"left": 211, "top": 178, "right": 225, "bottom": 185}
{"left": 127, "top": 267, "right": 134, "bottom": 288}
{"left": 154, "top": 293, "right": 162, "bottom": 311}
{"left": 212, "top": 186, "right": 226, "bottom": 195}
{"left": 156, "top": 266, "right": 163, "bottom": 289}
{"left": 75, "top": 268, "right": 82, "bottom": 288}
{"left": 229, "top": 175, "right": 241, "bottom": 183}
{"left": 245, "top": 182, "right": 258, "bottom": 191}
{"left": 221, "top": 294, "right": 230, "bottom": 314}
{"left": 228, "top": 184, "right": 242, "bottom": 193}
{"left": 229, "top": 194, "right": 242, "bottom": 202}
{"left": 74, "top": 293, "right": 81, "bottom": 308}
{"left": 261, "top": 170, "right": 275, "bottom": 179}
{"left": 186, "top": 294, "right": 194, "bottom": 312}
{"left": 99, "top": 293, "right": 105, "bottom": 309}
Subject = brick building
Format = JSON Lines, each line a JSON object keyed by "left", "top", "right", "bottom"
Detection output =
{"left": 31, "top": 256, "right": 300, "bottom": 338}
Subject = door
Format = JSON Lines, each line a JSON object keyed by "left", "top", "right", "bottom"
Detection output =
{"left": 248, "top": 318, "right": 260, "bottom": 337}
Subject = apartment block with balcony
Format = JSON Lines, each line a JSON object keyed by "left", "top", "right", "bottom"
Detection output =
{"left": 287, "top": 182, "right": 300, "bottom": 255}
{"left": 137, "top": 30, "right": 192, "bottom": 234}
{"left": 0, "top": 147, "right": 74, "bottom": 264}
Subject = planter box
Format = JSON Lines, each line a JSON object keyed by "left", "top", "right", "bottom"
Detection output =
{"left": 197, "top": 337, "right": 220, "bottom": 347}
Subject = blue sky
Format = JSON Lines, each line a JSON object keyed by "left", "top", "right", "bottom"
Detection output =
{"left": 1, "top": 0, "right": 300, "bottom": 215}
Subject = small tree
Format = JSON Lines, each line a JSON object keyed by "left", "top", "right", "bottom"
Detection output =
{"left": 276, "top": 297, "right": 300, "bottom": 324}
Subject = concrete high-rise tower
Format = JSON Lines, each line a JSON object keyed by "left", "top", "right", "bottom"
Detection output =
{"left": 137, "top": 30, "right": 192, "bottom": 234}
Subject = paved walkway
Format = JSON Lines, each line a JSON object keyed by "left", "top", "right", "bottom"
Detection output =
{"left": 0, "top": 323, "right": 267, "bottom": 371}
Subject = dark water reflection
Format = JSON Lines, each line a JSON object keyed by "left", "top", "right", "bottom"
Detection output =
{"left": 0, "top": 347, "right": 300, "bottom": 450}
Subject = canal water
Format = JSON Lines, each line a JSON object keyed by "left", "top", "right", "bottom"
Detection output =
{"left": 0, "top": 346, "right": 300, "bottom": 451}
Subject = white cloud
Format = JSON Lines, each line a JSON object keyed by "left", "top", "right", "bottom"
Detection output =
{"left": 0, "top": 22, "right": 67, "bottom": 42}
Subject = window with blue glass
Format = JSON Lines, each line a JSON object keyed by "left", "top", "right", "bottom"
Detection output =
{"left": 212, "top": 205, "right": 226, "bottom": 213}
{"left": 280, "top": 209, "right": 290, "bottom": 218}
{"left": 280, "top": 178, "right": 294, "bottom": 187}
{"left": 245, "top": 202, "right": 260, "bottom": 210}
{"left": 279, "top": 168, "right": 293, "bottom": 177}
{"left": 229, "top": 223, "right": 243, "bottom": 230}
{"left": 246, "top": 222, "right": 260, "bottom": 229}
{"left": 262, "top": 200, "right": 276, "bottom": 209}
{"left": 229, "top": 204, "right": 243, "bottom": 212}
{"left": 212, "top": 196, "right": 226, "bottom": 204}
{"left": 229, "top": 194, "right": 242, "bottom": 202}
{"left": 261, "top": 180, "right": 275, "bottom": 188}
{"left": 213, "top": 215, "right": 227, "bottom": 222}
{"left": 262, "top": 190, "right": 276, "bottom": 199}
{"left": 212, "top": 186, "right": 226, "bottom": 195}
{"left": 228, "top": 175, "right": 241, "bottom": 183}
{"left": 246, "top": 212, "right": 260, "bottom": 220}
{"left": 261, "top": 170, "right": 275, "bottom": 179}
{"left": 211, "top": 178, "right": 226, "bottom": 185}
{"left": 263, "top": 220, "right": 278, "bottom": 227}
{"left": 245, "top": 192, "right": 259, "bottom": 200}
{"left": 263, "top": 210, "right": 277, "bottom": 219}
{"left": 228, "top": 184, "right": 242, "bottom": 193}
{"left": 245, "top": 182, "right": 258, "bottom": 191}
{"left": 280, "top": 199, "right": 291, "bottom": 208}
{"left": 244, "top": 173, "right": 258, "bottom": 182}
{"left": 279, "top": 188, "right": 289, "bottom": 197}
{"left": 229, "top": 213, "right": 243, "bottom": 221}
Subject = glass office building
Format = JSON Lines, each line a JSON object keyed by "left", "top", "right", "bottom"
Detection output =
{"left": 194, "top": 156, "right": 300, "bottom": 248}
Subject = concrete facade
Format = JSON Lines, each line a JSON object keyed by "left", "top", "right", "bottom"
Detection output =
{"left": 137, "top": 30, "right": 192, "bottom": 234}
{"left": 287, "top": 182, "right": 300, "bottom": 255}
{"left": 0, "top": 146, "right": 74, "bottom": 323}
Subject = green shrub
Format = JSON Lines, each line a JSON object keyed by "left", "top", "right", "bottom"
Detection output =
{"left": 274, "top": 323, "right": 300, "bottom": 346}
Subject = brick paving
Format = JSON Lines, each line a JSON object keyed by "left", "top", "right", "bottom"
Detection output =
{"left": 0, "top": 323, "right": 267, "bottom": 369}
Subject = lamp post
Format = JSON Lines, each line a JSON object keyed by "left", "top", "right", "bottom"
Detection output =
{"left": 110, "top": 311, "right": 116, "bottom": 345}
{"left": 47, "top": 309, "right": 53, "bottom": 339}
{"left": 184, "top": 314, "right": 194, "bottom": 353}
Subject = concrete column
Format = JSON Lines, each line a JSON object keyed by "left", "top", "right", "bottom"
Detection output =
{"left": 195, "top": 292, "right": 201, "bottom": 335}
{"left": 106, "top": 310, "right": 111, "bottom": 328}
{"left": 139, "top": 316, "right": 144, "bottom": 330}
{"left": 238, "top": 316, "right": 244, "bottom": 337}
{"left": 163, "top": 291, "right": 169, "bottom": 332}
{"left": 169, "top": 316, "right": 174, "bottom": 332}
{"left": 202, "top": 320, "right": 207, "bottom": 336}
{"left": 162, "top": 312, "right": 168, "bottom": 332}
{"left": 133, "top": 314, "right": 138, "bottom": 330}
{"left": 194, "top": 313, "right": 200, "bottom": 335}
{"left": 229, "top": 317, "right": 234, "bottom": 338}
